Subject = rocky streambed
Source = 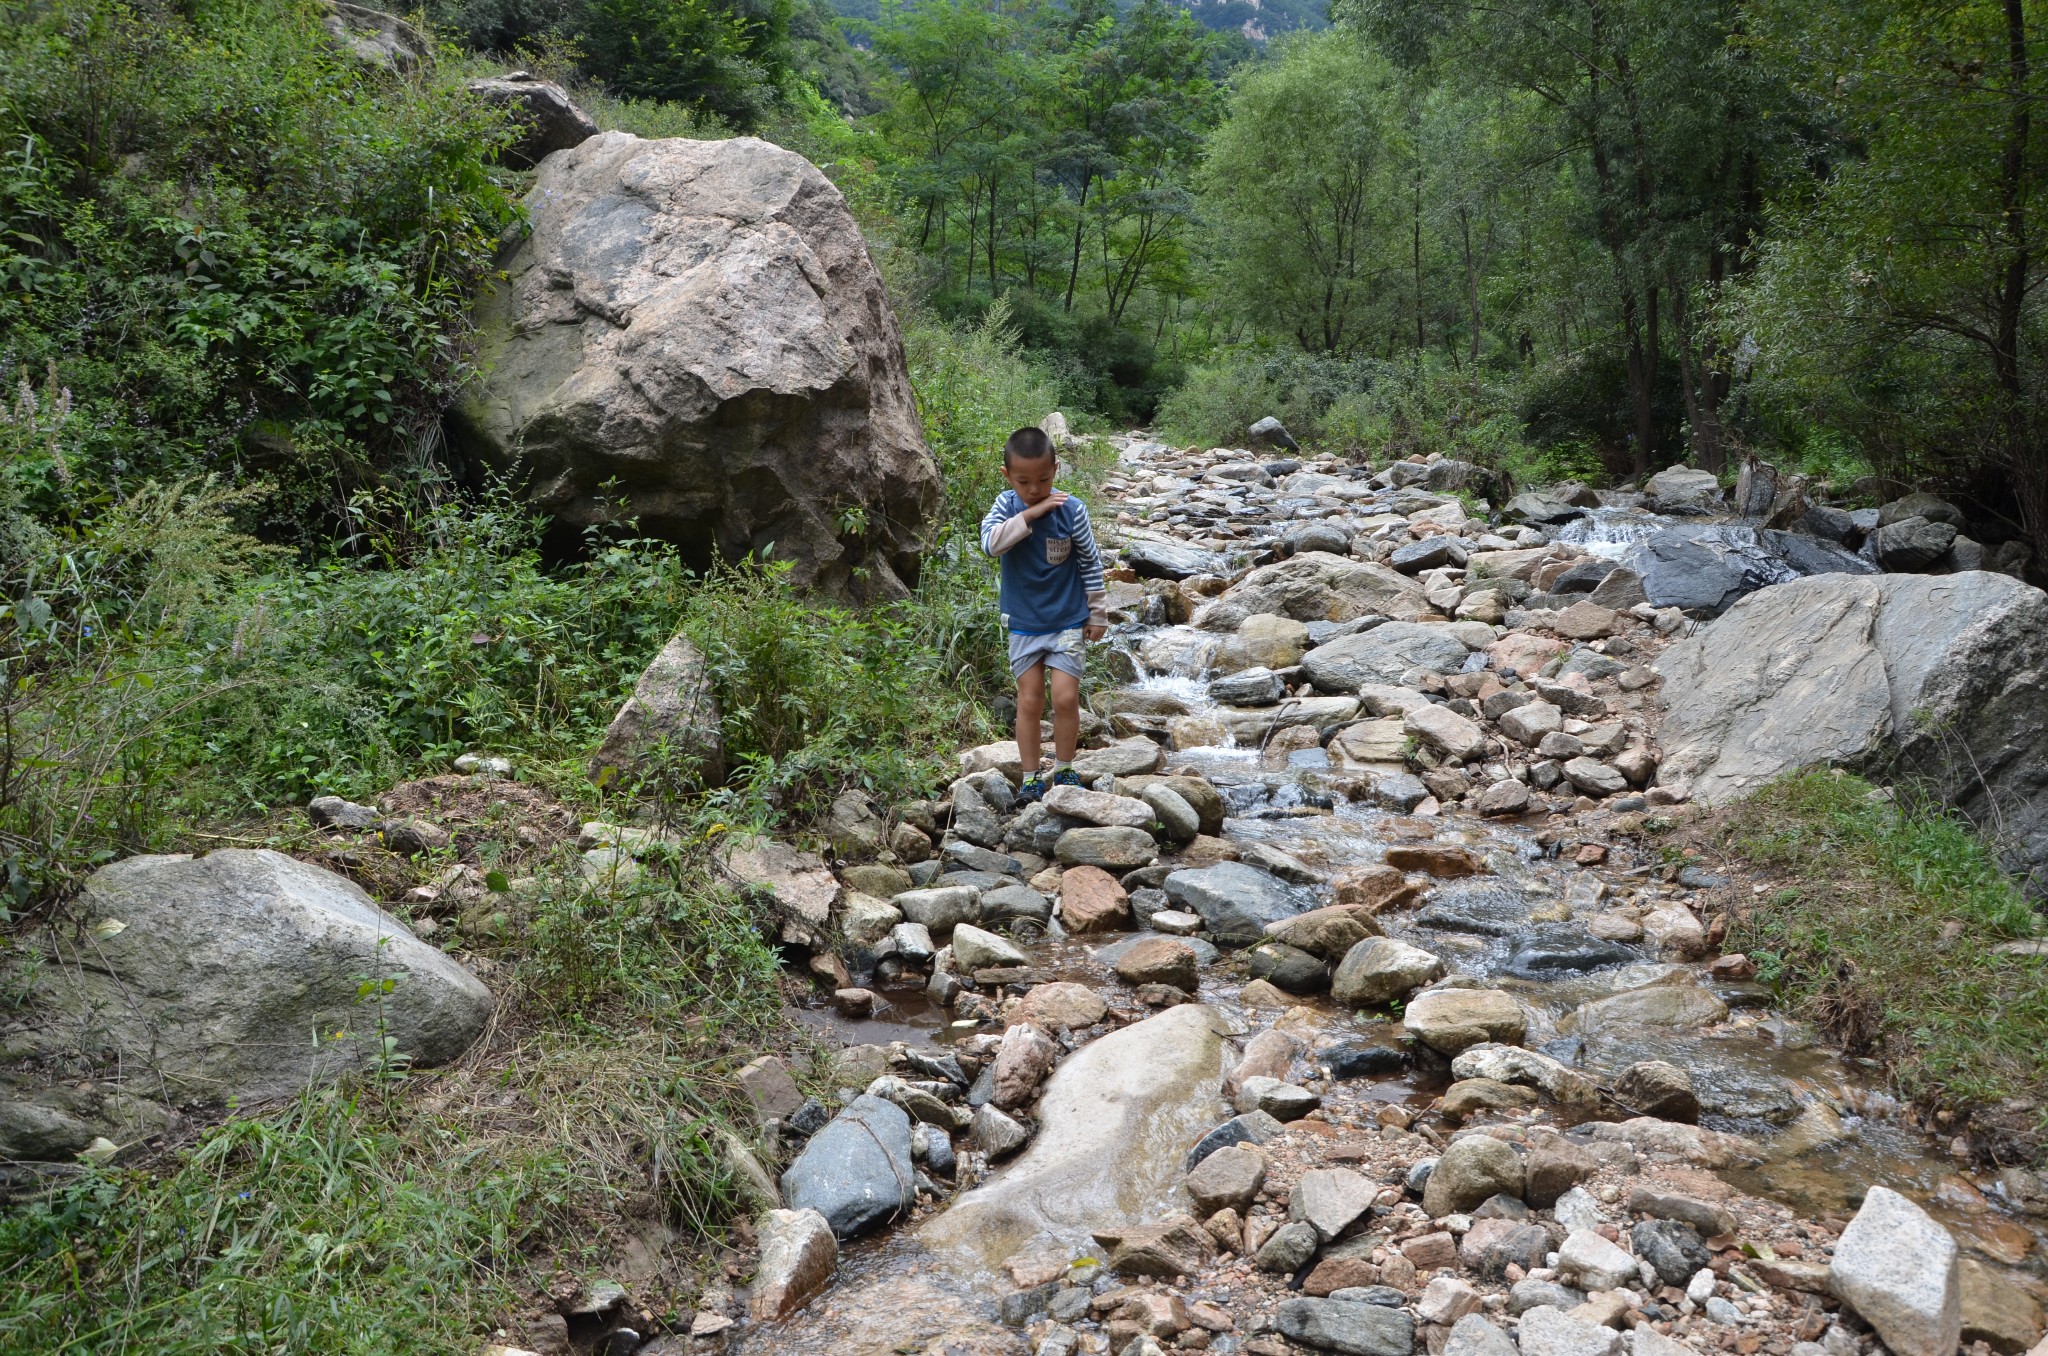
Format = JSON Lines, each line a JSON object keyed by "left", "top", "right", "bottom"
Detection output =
{"left": 698, "top": 438, "right": 2047, "bottom": 1356}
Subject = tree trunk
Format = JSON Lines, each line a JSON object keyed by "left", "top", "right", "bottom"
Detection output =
{"left": 1995, "top": 0, "right": 2042, "bottom": 555}
{"left": 1064, "top": 174, "right": 1090, "bottom": 313}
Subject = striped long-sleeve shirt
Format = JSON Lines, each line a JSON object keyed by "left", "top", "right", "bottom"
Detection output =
{"left": 979, "top": 489, "right": 1108, "bottom": 634}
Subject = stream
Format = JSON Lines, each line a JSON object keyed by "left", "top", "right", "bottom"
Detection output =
{"left": 751, "top": 437, "right": 2043, "bottom": 1355}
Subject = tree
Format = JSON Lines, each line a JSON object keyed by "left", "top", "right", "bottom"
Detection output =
{"left": 1348, "top": 0, "right": 1787, "bottom": 474}
{"left": 577, "top": 0, "right": 793, "bottom": 127}
{"left": 1736, "top": 0, "right": 2048, "bottom": 560}
{"left": 1199, "top": 32, "right": 1414, "bottom": 354}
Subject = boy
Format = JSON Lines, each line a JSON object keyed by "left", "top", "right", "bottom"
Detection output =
{"left": 980, "top": 426, "right": 1107, "bottom": 805}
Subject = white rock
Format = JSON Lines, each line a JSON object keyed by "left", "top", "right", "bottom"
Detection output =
{"left": 951, "top": 924, "right": 1028, "bottom": 970}
{"left": 1686, "top": 1269, "right": 1717, "bottom": 1303}
{"left": 1516, "top": 1305, "right": 1625, "bottom": 1356}
{"left": 1419, "top": 1276, "right": 1485, "bottom": 1325}
{"left": 1445, "top": 1314, "right": 1519, "bottom": 1356}
{"left": 749, "top": 1208, "right": 837, "bottom": 1320}
{"left": 1554, "top": 1186, "right": 1604, "bottom": 1235}
{"left": 1289, "top": 1166, "right": 1377, "bottom": 1240}
{"left": 1557, "top": 1229, "right": 1639, "bottom": 1292}
{"left": 1828, "top": 1185, "right": 1961, "bottom": 1356}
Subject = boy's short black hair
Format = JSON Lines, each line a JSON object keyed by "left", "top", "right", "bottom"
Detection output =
{"left": 1004, "top": 426, "right": 1055, "bottom": 466}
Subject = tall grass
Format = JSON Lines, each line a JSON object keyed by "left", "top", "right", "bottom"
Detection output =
{"left": 1728, "top": 770, "right": 2048, "bottom": 1112}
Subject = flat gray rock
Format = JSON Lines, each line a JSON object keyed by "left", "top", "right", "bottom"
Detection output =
{"left": 1274, "top": 1298, "right": 1416, "bottom": 1356}
{"left": 1655, "top": 571, "right": 2048, "bottom": 878}
{"left": 1162, "top": 862, "right": 1317, "bottom": 943}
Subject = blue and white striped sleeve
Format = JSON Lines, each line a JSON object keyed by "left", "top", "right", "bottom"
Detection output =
{"left": 1069, "top": 499, "right": 1108, "bottom": 628}
{"left": 980, "top": 491, "right": 1030, "bottom": 556}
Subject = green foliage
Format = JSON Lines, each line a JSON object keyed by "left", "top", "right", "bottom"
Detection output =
{"left": 577, "top": 0, "right": 792, "bottom": 126}
{"left": 1732, "top": 0, "right": 2048, "bottom": 551}
{"left": 0, "top": 0, "right": 517, "bottom": 529}
{"left": 678, "top": 558, "right": 996, "bottom": 819}
{"left": 1199, "top": 32, "right": 1413, "bottom": 355}
{"left": 1728, "top": 771, "right": 2048, "bottom": 1109}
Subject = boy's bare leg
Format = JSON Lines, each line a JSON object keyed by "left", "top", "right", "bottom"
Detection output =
{"left": 1016, "top": 662, "right": 1046, "bottom": 773}
{"left": 1050, "top": 669, "right": 1081, "bottom": 764}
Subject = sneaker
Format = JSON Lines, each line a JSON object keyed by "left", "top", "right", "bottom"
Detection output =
{"left": 1052, "top": 766, "right": 1083, "bottom": 788}
{"left": 1015, "top": 773, "right": 1047, "bottom": 805}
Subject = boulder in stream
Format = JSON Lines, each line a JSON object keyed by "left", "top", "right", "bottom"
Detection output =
{"left": 1655, "top": 571, "right": 2048, "bottom": 879}
{"left": 1829, "top": 1186, "right": 1962, "bottom": 1356}
{"left": 918, "top": 1004, "right": 1229, "bottom": 1270}
{"left": 782, "top": 1093, "right": 915, "bottom": 1240}
{"left": 1162, "top": 862, "right": 1317, "bottom": 943}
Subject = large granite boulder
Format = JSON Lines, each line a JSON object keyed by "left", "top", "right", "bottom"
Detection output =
{"left": 317, "top": 0, "right": 429, "bottom": 72}
{"left": 453, "top": 133, "right": 940, "bottom": 599}
{"left": 919, "top": 1004, "right": 1230, "bottom": 1270}
{"left": 3, "top": 850, "right": 493, "bottom": 1156}
{"left": 1301, "top": 623, "right": 1470, "bottom": 693}
{"left": 1199, "top": 553, "right": 1431, "bottom": 625}
{"left": 467, "top": 72, "right": 600, "bottom": 168}
{"left": 1656, "top": 572, "right": 2048, "bottom": 877}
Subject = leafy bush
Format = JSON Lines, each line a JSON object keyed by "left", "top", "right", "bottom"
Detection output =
{"left": 0, "top": 0, "right": 517, "bottom": 535}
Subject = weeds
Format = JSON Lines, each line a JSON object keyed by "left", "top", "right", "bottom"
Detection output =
{"left": 1727, "top": 770, "right": 2048, "bottom": 1115}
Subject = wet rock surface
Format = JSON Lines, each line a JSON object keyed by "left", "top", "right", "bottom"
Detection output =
{"left": 714, "top": 438, "right": 2045, "bottom": 1356}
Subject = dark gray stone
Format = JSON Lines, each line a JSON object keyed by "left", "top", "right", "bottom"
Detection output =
{"left": 781, "top": 1094, "right": 915, "bottom": 1239}
{"left": 1248, "top": 941, "right": 1329, "bottom": 994}
{"left": 1632, "top": 1218, "right": 1712, "bottom": 1287}
{"left": 1502, "top": 931, "right": 1638, "bottom": 980}
{"left": 1125, "top": 536, "right": 1226, "bottom": 581}
{"left": 1211, "top": 668, "right": 1288, "bottom": 706}
{"left": 999, "top": 1281, "right": 1059, "bottom": 1327}
{"left": 1326, "top": 1044, "right": 1411, "bottom": 1079}
{"left": 1162, "top": 863, "right": 1318, "bottom": 943}
{"left": 1508, "top": 1279, "right": 1586, "bottom": 1316}
{"left": 1275, "top": 1298, "right": 1416, "bottom": 1356}
{"left": 1873, "top": 516, "right": 1959, "bottom": 571}
{"left": 1621, "top": 522, "right": 1875, "bottom": 615}
{"left": 1255, "top": 1220, "right": 1321, "bottom": 1273}
{"left": 1186, "top": 1110, "right": 1284, "bottom": 1171}
{"left": 1391, "top": 538, "right": 1458, "bottom": 574}
{"left": 1250, "top": 416, "right": 1300, "bottom": 450}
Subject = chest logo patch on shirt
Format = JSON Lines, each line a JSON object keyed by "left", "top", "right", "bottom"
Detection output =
{"left": 1044, "top": 536, "right": 1072, "bottom": 565}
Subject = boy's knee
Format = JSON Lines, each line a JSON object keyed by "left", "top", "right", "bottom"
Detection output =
{"left": 1049, "top": 676, "right": 1081, "bottom": 711}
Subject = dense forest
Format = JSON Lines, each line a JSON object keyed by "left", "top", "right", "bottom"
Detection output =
{"left": 8, "top": 0, "right": 2048, "bottom": 558}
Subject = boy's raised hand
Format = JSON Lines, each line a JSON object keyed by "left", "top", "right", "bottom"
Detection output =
{"left": 1022, "top": 489, "right": 1069, "bottom": 519}
{"left": 1083, "top": 623, "right": 1105, "bottom": 641}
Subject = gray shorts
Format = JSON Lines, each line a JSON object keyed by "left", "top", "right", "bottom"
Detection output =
{"left": 1008, "top": 627, "right": 1086, "bottom": 680}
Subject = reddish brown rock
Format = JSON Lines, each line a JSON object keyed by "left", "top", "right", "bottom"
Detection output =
{"left": 1059, "top": 865, "right": 1131, "bottom": 933}
{"left": 1303, "top": 1257, "right": 1383, "bottom": 1296}
{"left": 1332, "top": 864, "right": 1425, "bottom": 912}
{"left": 1384, "top": 845, "right": 1487, "bottom": 878}
{"left": 1116, "top": 937, "right": 1200, "bottom": 991}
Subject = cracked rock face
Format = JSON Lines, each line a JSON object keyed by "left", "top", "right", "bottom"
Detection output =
{"left": 453, "top": 132, "right": 940, "bottom": 600}
{"left": 1654, "top": 570, "right": 2048, "bottom": 876}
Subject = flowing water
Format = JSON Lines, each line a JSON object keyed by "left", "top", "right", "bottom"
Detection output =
{"left": 754, "top": 442, "right": 2044, "bottom": 1352}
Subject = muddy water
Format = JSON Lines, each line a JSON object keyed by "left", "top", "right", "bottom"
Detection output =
{"left": 753, "top": 449, "right": 2044, "bottom": 1352}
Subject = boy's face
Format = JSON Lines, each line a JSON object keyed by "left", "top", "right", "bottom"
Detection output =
{"left": 1002, "top": 452, "right": 1058, "bottom": 504}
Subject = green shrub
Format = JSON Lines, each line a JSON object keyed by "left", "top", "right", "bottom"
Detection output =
{"left": 0, "top": 0, "right": 517, "bottom": 534}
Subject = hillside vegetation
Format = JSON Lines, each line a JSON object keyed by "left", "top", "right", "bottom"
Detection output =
{"left": 2, "top": 0, "right": 2045, "bottom": 1349}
